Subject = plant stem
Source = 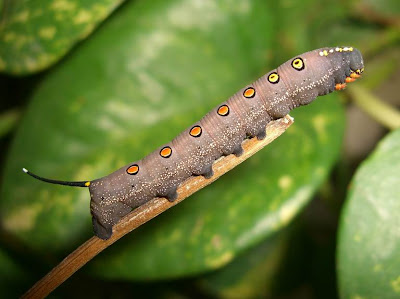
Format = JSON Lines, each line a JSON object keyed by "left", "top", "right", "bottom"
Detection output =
{"left": 347, "top": 85, "right": 400, "bottom": 130}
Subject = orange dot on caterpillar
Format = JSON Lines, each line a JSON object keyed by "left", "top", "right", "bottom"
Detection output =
{"left": 160, "top": 146, "right": 172, "bottom": 158}
{"left": 217, "top": 105, "right": 229, "bottom": 116}
{"left": 189, "top": 126, "right": 202, "bottom": 137}
{"left": 335, "top": 83, "right": 347, "bottom": 90}
{"left": 127, "top": 164, "right": 139, "bottom": 175}
{"left": 243, "top": 87, "right": 256, "bottom": 98}
{"left": 345, "top": 77, "right": 356, "bottom": 83}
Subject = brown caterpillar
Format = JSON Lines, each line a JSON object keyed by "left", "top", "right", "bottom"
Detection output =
{"left": 24, "top": 47, "right": 364, "bottom": 240}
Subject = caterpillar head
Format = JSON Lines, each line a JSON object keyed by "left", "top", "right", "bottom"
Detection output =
{"left": 324, "top": 47, "right": 364, "bottom": 80}
{"left": 348, "top": 48, "right": 364, "bottom": 75}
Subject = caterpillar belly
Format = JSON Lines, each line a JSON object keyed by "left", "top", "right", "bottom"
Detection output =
{"left": 24, "top": 47, "right": 364, "bottom": 240}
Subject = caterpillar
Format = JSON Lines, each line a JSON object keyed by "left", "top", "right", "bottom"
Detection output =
{"left": 24, "top": 47, "right": 364, "bottom": 240}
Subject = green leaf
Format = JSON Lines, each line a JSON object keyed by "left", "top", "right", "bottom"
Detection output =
{"left": 1, "top": 0, "right": 346, "bottom": 278}
{"left": 0, "top": 248, "right": 30, "bottom": 298}
{"left": 197, "top": 231, "right": 288, "bottom": 298}
{"left": 0, "top": 108, "right": 20, "bottom": 137}
{"left": 337, "top": 129, "right": 400, "bottom": 299}
{"left": 0, "top": 0, "right": 124, "bottom": 75}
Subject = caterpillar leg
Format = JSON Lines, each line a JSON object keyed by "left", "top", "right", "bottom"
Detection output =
{"left": 256, "top": 130, "right": 267, "bottom": 140}
{"left": 200, "top": 165, "right": 214, "bottom": 179}
{"left": 92, "top": 218, "right": 112, "bottom": 240}
{"left": 163, "top": 187, "right": 178, "bottom": 202}
{"left": 232, "top": 144, "right": 244, "bottom": 157}
{"left": 335, "top": 83, "right": 347, "bottom": 90}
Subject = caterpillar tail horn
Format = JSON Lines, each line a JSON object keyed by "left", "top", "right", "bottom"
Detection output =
{"left": 22, "top": 168, "right": 90, "bottom": 187}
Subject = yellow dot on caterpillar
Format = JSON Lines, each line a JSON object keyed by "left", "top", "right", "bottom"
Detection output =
{"left": 85, "top": 181, "right": 91, "bottom": 187}
{"left": 268, "top": 73, "right": 279, "bottom": 83}
{"left": 243, "top": 87, "right": 256, "bottom": 98}
{"left": 160, "top": 146, "right": 172, "bottom": 158}
{"left": 323, "top": 50, "right": 328, "bottom": 56}
{"left": 349, "top": 47, "right": 353, "bottom": 51}
{"left": 217, "top": 105, "right": 229, "bottom": 116}
{"left": 127, "top": 164, "right": 139, "bottom": 175}
{"left": 189, "top": 126, "right": 202, "bottom": 137}
{"left": 292, "top": 58, "right": 304, "bottom": 70}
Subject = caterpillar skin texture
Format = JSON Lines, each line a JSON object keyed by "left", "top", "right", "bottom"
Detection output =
{"left": 71, "top": 47, "right": 364, "bottom": 239}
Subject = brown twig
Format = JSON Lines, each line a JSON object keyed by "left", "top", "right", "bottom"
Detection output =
{"left": 353, "top": 3, "right": 400, "bottom": 28}
{"left": 22, "top": 115, "right": 294, "bottom": 299}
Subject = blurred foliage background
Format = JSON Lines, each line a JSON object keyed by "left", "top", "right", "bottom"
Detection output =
{"left": 0, "top": 0, "right": 399, "bottom": 298}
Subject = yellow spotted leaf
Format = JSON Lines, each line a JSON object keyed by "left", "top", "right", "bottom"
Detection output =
{"left": 0, "top": 0, "right": 125, "bottom": 74}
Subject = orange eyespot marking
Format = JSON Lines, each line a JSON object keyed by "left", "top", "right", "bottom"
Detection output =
{"left": 217, "top": 105, "right": 229, "bottom": 116}
{"left": 127, "top": 164, "right": 139, "bottom": 175}
{"left": 160, "top": 146, "right": 172, "bottom": 158}
{"left": 243, "top": 87, "right": 256, "bottom": 98}
{"left": 291, "top": 58, "right": 305, "bottom": 71}
{"left": 335, "top": 83, "right": 347, "bottom": 90}
{"left": 190, "top": 125, "right": 202, "bottom": 137}
{"left": 346, "top": 77, "right": 356, "bottom": 83}
{"left": 268, "top": 72, "right": 279, "bottom": 84}
{"left": 350, "top": 72, "right": 360, "bottom": 79}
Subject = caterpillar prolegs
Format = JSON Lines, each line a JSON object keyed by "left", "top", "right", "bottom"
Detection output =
{"left": 24, "top": 47, "right": 364, "bottom": 240}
